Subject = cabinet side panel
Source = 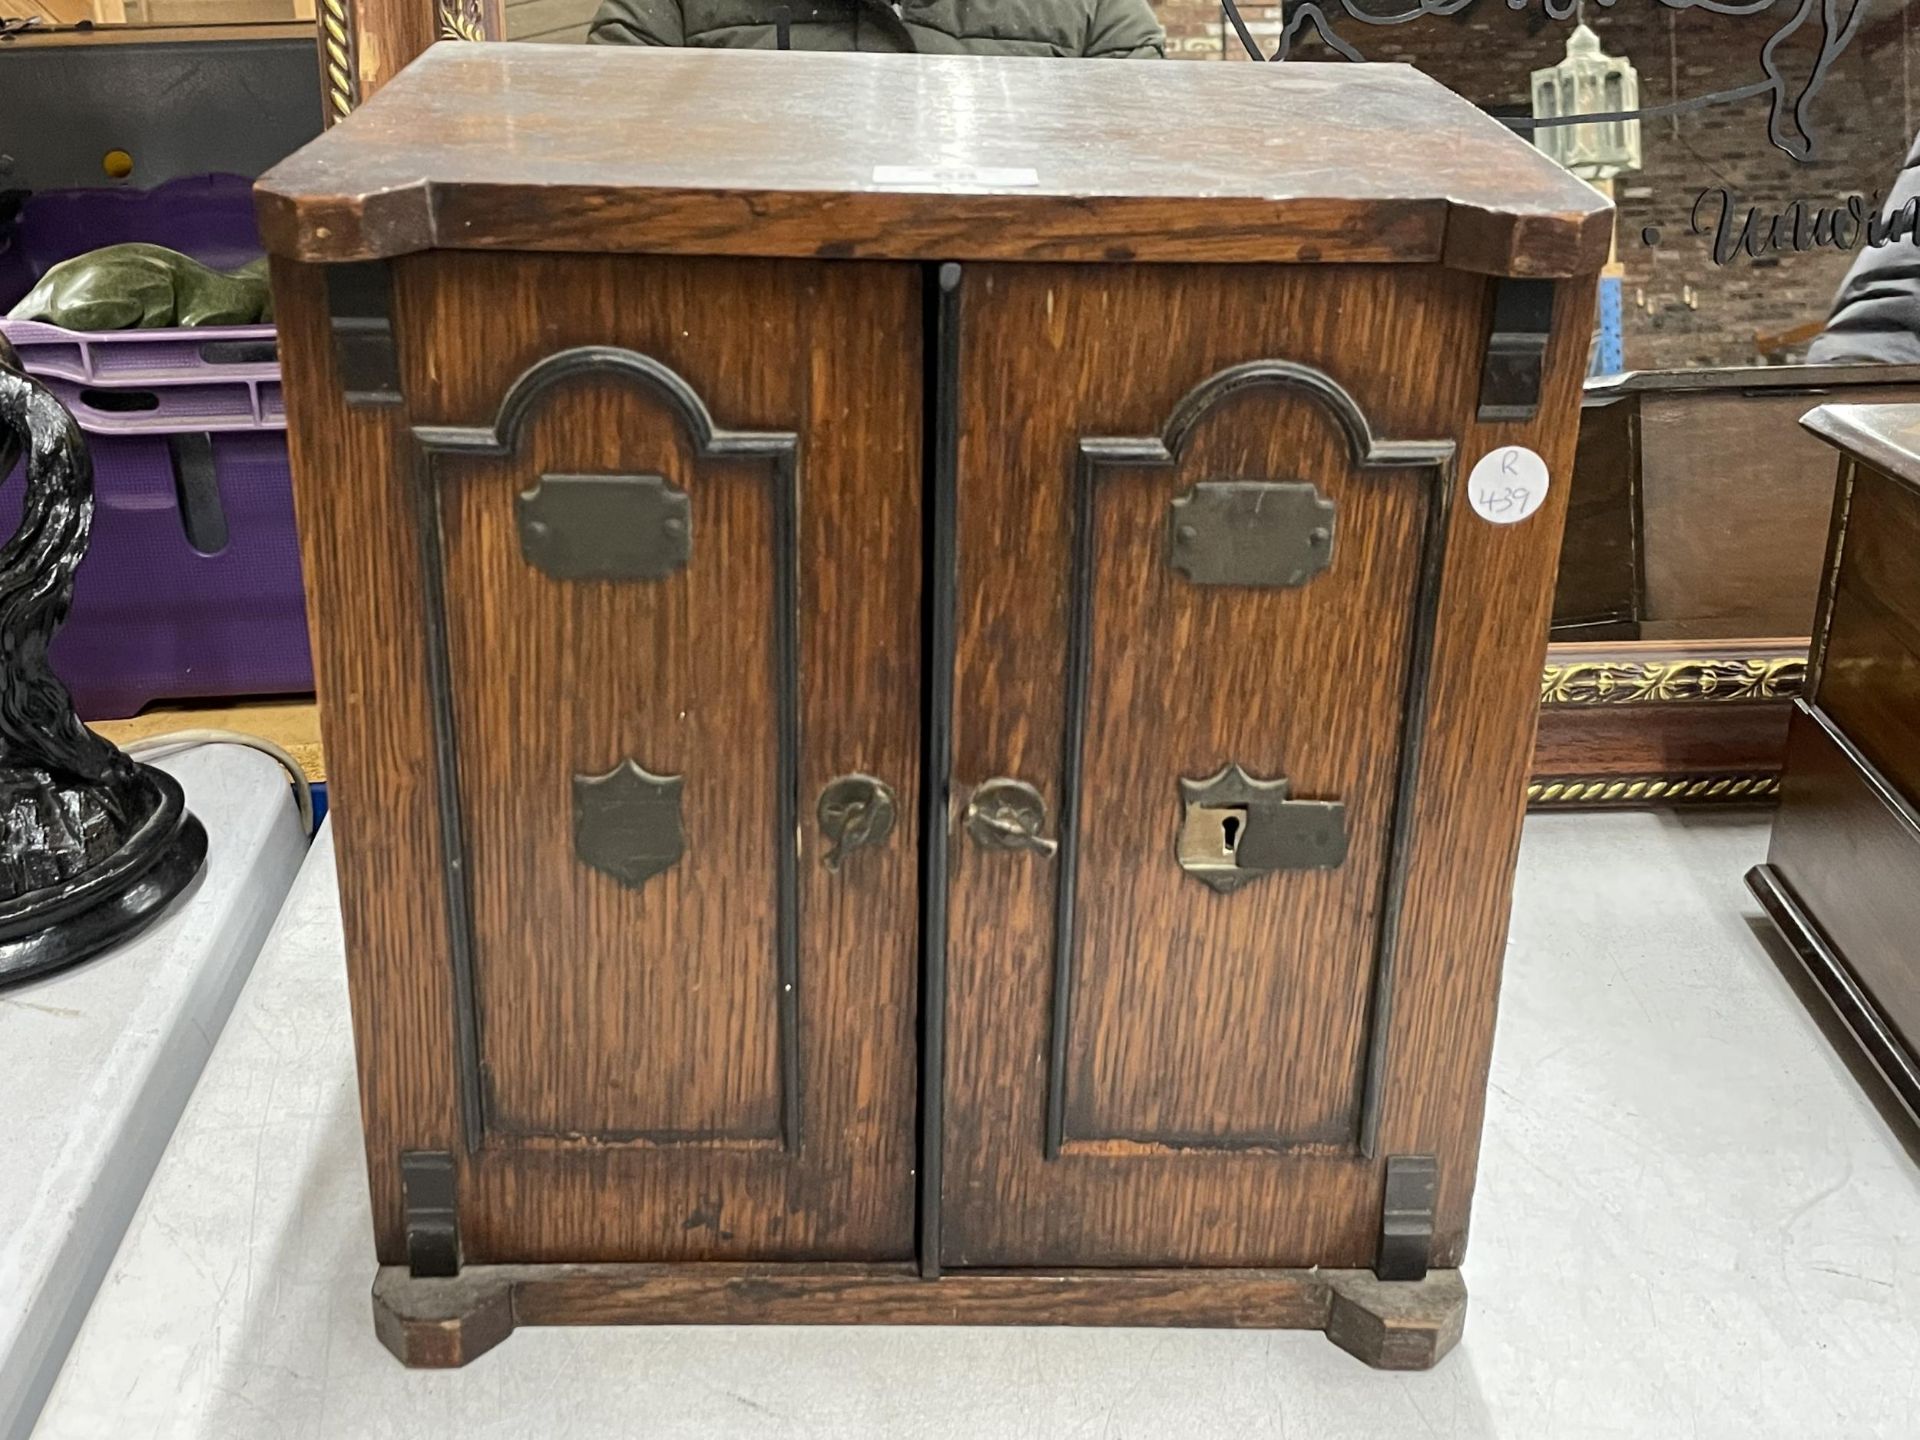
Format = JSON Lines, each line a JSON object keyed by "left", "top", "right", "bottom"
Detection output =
{"left": 1380, "top": 276, "right": 1597, "bottom": 1264}
{"left": 271, "top": 258, "right": 462, "bottom": 1265}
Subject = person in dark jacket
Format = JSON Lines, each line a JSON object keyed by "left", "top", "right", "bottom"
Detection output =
{"left": 587, "top": 0, "right": 1165, "bottom": 58}
{"left": 1809, "top": 130, "right": 1920, "bottom": 364}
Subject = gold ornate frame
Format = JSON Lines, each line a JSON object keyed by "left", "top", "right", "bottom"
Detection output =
{"left": 315, "top": 0, "right": 501, "bottom": 125}
{"left": 1527, "top": 639, "right": 1807, "bottom": 808}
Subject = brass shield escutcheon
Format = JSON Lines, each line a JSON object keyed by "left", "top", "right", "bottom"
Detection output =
{"left": 1177, "top": 762, "right": 1347, "bottom": 893}
{"left": 572, "top": 759, "right": 685, "bottom": 890}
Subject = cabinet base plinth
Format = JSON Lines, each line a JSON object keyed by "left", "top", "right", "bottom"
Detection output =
{"left": 371, "top": 1262, "right": 1467, "bottom": 1372}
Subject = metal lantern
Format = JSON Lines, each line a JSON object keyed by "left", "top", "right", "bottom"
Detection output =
{"left": 1531, "top": 22, "right": 1642, "bottom": 181}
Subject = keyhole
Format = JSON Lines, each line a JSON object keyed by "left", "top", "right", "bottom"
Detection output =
{"left": 1221, "top": 813, "right": 1242, "bottom": 855}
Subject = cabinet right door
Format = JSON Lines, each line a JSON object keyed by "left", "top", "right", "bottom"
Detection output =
{"left": 937, "top": 261, "right": 1586, "bottom": 1270}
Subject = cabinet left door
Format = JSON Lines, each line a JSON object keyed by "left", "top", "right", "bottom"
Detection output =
{"left": 276, "top": 253, "right": 925, "bottom": 1265}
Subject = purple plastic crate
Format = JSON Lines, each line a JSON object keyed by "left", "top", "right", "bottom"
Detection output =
{"left": 38, "top": 371, "right": 280, "bottom": 433}
{"left": 0, "top": 318, "right": 279, "bottom": 388}
{"left": 1, "top": 173, "right": 279, "bottom": 396}
{"left": 0, "top": 427, "right": 313, "bottom": 721}
{"left": 1, "top": 176, "right": 310, "bottom": 720}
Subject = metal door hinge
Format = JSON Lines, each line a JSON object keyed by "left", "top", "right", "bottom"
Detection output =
{"left": 1375, "top": 1153, "right": 1437, "bottom": 1281}
{"left": 325, "top": 261, "right": 401, "bottom": 407}
{"left": 1168, "top": 480, "right": 1335, "bottom": 588}
{"left": 400, "top": 1149, "right": 461, "bottom": 1278}
{"left": 1476, "top": 278, "right": 1555, "bottom": 424}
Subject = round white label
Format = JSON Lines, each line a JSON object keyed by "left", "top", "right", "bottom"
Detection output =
{"left": 1467, "top": 446, "right": 1550, "bottom": 525}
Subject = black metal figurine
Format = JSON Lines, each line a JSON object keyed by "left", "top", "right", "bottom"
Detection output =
{"left": 0, "top": 336, "right": 206, "bottom": 986}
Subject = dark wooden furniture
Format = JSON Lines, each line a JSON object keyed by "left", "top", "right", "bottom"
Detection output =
{"left": 1553, "top": 365, "right": 1920, "bottom": 643}
{"left": 1750, "top": 403, "right": 1920, "bottom": 1129}
{"left": 258, "top": 42, "right": 1606, "bottom": 1370}
{"left": 1530, "top": 365, "right": 1920, "bottom": 808}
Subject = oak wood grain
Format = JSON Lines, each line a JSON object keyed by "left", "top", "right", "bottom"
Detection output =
{"left": 369, "top": 1260, "right": 1465, "bottom": 1363}
{"left": 272, "top": 258, "right": 460, "bottom": 1264}
{"left": 370, "top": 1262, "right": 1467, "bottom": 1370}
{"left": 278, "top": 251, "right": 925, "bottom": 1264}
{"left": 273, "top": 53, "right": 1605, "bottom": 1296}
{"left": 1065, "top": 369, "right": 1432, "bottom": 1151}
{"left": 939, "top": 261, "right": 1592, "bottom": 1268}
{"left": 255, "top": 45, "right": 1611, "bottom": 277}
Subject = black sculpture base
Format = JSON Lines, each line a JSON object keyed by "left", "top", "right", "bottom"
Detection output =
{"left": 0, "top": 336, "right": 212, "bottom": 988}
{"left": 0, "top": 764, "right": 208, "bottom": 988}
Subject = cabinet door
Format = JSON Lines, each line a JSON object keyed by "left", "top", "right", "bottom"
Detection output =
{"left": 936, "top": 262, "right": 1581, "bottom": 1269}
{"left": 311, "top": 253, "right": 923, "bottom": 1263}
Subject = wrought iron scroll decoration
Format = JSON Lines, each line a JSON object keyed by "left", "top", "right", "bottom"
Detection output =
{"left": 412, "top": 346, "right": 802, "bottom": 1155}
{"left": 1217, "top": 0, "right": 1867, "bottom": 162}
{"left": 1048, "top": 359, "right": 1455, "bottom": 1161}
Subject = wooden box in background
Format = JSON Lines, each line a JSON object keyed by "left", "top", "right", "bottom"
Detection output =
{"left": 1751, "top": 403, "right": 1920, "bottom": 1129}
{"left": 1554, "top": 366, "right": 1920, "bottom": 642}
{"left": 257, "top": 44, "right": 1606, "bottom": 1370}
{"left": 1532, "top": 366, "right": 1920, "bottom": 809}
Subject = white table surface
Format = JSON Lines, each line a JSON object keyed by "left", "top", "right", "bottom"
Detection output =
{"left": 33, "top": 811, "right": 1920, "bottom": 1439}
{"left": 1, "top": 747, "right": 305, "bottom": 1440}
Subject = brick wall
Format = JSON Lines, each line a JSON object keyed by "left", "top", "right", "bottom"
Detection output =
{"left": 1154, "top": 0, "right": 1920, "bottom": 370}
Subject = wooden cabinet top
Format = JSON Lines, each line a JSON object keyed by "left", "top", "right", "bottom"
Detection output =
{"left": 1805, "top": 403, "right": 1920, "bottom": 490}
{"left": 255, "top": 43, "right": 1610, "bottom": 277}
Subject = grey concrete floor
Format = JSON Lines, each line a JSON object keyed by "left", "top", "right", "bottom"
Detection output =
{"left": 33, "top": 810, "right": 1920, "bottom": 1439}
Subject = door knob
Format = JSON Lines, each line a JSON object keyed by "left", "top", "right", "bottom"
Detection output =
{"left": 817, "top": 773, "right": 896, "bottom": 872}
{"left": 964, "top": 778, "right": 1058, "bottom": 857}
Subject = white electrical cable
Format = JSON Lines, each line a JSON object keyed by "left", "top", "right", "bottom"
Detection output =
{"left": 122, "top": 728, "right": 316, "bottom": 837}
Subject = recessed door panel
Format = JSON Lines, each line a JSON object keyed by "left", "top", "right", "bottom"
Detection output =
{"left": 1061, "top": 383, "right": 1438, "bottom": 1153}
{"left": 397, "top": 252, "right": 923, "bottom": 1263}
{"left": 940, "top": 262, "right": 1487, "bottom": 1269}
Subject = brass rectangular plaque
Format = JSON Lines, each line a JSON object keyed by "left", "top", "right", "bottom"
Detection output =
{"left": 1167, "top": 480, "right": 1335, "bottom": 587}
{"left": 517, "top": 472, "right": 691, "bottom": 581}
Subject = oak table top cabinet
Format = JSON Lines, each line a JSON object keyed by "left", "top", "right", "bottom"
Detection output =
{"left": 257, "top": 43, "right": 1608, "bottom": 1371}
{"left": 1750, "top": 404, "right": 1920, "bottom": 1132}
